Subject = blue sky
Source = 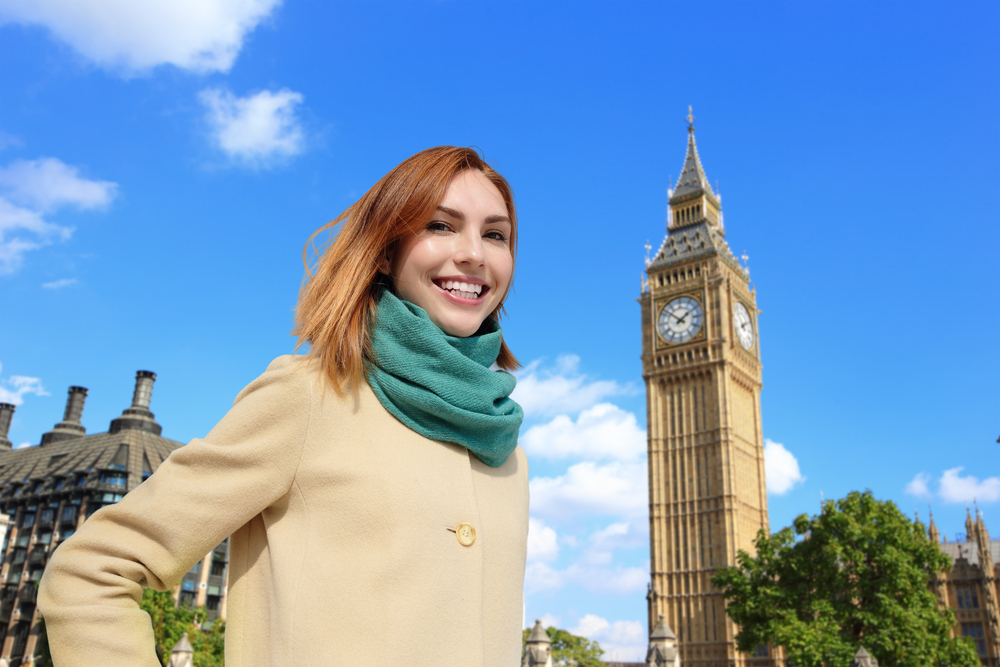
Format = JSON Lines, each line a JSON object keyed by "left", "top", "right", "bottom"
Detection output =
{"left": 1, "top": 0, "right": 997, "bottom": 660}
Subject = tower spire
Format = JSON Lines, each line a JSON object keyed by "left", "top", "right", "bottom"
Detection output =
{"left": 670, "top": 106, "right": 715, "bottom": 203}
{"left": 667, "top": 106, "right": 722, "bottom": 232}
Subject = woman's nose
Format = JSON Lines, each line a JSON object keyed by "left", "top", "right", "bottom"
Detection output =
{"left": 454, "top": 230, "right": 485, "bottom": 265}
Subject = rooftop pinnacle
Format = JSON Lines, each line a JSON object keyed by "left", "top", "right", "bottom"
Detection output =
{"left": 670, "top": 105, "right": 717, "bottom": 204}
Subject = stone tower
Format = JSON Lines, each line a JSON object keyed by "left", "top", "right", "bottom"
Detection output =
{"left": 640, "top": 109, "right": 772, "bottom": 666}
{"left": 522, "top": 620, "right": 553, "bottom": 667}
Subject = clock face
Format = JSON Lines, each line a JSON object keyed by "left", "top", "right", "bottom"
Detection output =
{"left": 733, "top": 301, "right": 754, "bottom": 350}
{"left": 657, "top": 296, "right": 704, "bottom": 345}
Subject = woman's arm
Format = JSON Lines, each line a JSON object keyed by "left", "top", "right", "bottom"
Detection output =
{"left": 38, "top": 356, "right": 314, "bottom": 667}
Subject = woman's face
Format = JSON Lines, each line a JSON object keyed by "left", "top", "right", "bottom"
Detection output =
{"left": 390, "top": 169, "right": 514, "bottom": 337}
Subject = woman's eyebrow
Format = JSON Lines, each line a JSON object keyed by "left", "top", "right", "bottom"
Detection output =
{"left": 436, "top": 205, "right": 511, "bottom": 225}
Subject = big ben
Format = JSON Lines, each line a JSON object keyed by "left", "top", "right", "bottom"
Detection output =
{"left": 640, "top": 110, "right": 774, "bottom": 666}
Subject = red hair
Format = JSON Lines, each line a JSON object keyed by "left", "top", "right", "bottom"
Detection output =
{"left": 293, "top": 146, "right": 519, "bottom": 393}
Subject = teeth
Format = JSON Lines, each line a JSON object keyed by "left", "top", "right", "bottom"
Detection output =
{"left": 439, "top": 280, "right": 482, "bottom": 296}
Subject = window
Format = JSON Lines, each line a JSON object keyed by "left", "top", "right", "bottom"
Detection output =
{"left": 206, "top": 596, "right": 220, "bottom": 612}
{"left": 15, "top": 535, "right": 29, "bottom": 548}
{"left": 100, "top": 472, "right": 127, "bottom": 487}
{"left": 60, "top": 528, "right": 74, "bottom": 540}
{"left": 101, "top": 493, "right": 123, "bottom": 503}
{"left": 61, "top": 505, "right": 77, "bottom": 524}
{"left": 957, "top": 586, "right": 980, "bottom": 609}
{"left": 5, "top": 570, "right": 19, "bottom": 584}
{"left": 76, "top": 476, "right": 86, "bottom": 487}
{"left": 210, "top": 561, "right": 226, "bottom": 577}
{"left": 108, "top": 444, "right": 129, "bottom": 471}
{"left": 182, "top": 579, "right": 196, "bottom": 592}
{"left": 11, "top": 549, "right": 25, "bottom": 565}
{"left": 20, "top": 513, "right": 34, "bottom": 529}
{"left": 962, "top": 624, "right": 986, "bottom": 655}
{"left": 39, "top": 509, "right": 54, "bottom": 527}
{"left": 36, "top": 532, "right": 51, "bottom": 545}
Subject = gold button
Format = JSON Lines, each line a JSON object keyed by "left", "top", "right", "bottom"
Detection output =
{"left": 456, "top": 522, "right": 476, "bottom": 546}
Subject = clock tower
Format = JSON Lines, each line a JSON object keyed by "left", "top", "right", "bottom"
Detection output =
{"left": 640, "top": 110, "right": 773, "bottom": 666}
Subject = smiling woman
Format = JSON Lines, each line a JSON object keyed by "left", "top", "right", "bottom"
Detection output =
{"left": 390, "top": 169, "right": 514, "bottom": 337}
{"left": 38, "top": 147, "right": 529, "bottom": 667}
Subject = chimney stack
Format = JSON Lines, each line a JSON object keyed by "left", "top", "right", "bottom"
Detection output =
{"left": 0, "top": 403, "right": 14, "bottom": 451}
{"left": 110, "top": 371, "right": 162, "bottom": 436}
{"left": 63, "top": 386, "right": 88, "bottom": 424}
{"left": 40, "top": 386, "right": 88, "bottom": 446}
{"left": 131, "top": 370, "right": 156, "bottom": 411}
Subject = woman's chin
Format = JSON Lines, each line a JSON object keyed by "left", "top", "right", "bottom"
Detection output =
{"left": 429, "top": 311, "right": 488, "bottom": 338}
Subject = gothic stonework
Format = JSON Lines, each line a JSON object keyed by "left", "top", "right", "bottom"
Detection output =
{"left": 641, "top": 112, "right": 774, "bottom": 667}
{"left": 932, "top": 508, "right": 1000, "bottom": 665}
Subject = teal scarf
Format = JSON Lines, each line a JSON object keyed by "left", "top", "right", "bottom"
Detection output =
{"left": 366, "top": 290, "right": 523, "bottom": 467}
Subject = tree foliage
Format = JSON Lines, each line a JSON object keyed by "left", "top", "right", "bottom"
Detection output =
{"left": 711, "top": 490, "right": 980, "bottom": 667}
{"left": 522, "top": 625, "right": 605, "bottom": 666}
{"left": 139, "top": 588, "right": 224, "bottom": 667}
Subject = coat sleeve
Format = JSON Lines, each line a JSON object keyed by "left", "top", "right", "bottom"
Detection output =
{"left": 38, "top": 355, "right": 315, "bottom": 667}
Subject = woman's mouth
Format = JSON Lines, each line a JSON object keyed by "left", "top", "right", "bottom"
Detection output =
{"left": 433, "top": 279, "right": 487, "bottom": 301}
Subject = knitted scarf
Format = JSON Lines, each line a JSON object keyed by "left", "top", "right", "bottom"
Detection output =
{"left": 366, "top": 290, "right": 523, "bottom": 467}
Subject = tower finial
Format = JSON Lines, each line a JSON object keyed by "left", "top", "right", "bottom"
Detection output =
{"left": 687, "top": 105, "right": 696, "bottom": 133}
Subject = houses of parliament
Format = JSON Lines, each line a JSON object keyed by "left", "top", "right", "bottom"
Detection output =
{"left": 637, "top": 111, "right": 1000, "bottom": 666}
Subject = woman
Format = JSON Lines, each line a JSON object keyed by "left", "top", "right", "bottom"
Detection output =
{"left": 38, "top": 147, "right": 529, "bottom": 667}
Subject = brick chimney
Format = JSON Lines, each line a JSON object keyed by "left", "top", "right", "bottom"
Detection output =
{"left": 110, "top": 371, "right": 162, "bottom": 436}
{"left": 40, "top": 386, "right": 88, "bottom": 446}
{"left": 0, "top": 403, "right": 14, "bottom": 451}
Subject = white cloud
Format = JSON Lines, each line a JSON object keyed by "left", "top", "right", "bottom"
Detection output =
{"left": 529, "top": 460, "right": 648, "bottom": 523}
{"left": 539, "top": 613, "right": 560, "bottom": 630}
{"left": 513, "top": 355, "right": 632, "bottom": 418}
{"left": 527, "top": 518, "right": 559, "bottom": 563}
{"left": 14, "top": 442, "right": 31, "bottom": 450}
{"left": 524, "top": 559, "right": 647, "bottom": 596}
{"left": 524, "top": 561, "right": 563, "bottom": 592}
{"left": 905, "top": 472, "right": 932, "bottom": 498}
{"left": 589, "top": 521, "right": 646, "bottom": 551}
{"left": 939, "top": 467, "right": 1000, "bottom": 504}
{"left": 571, "top": 614, "right": 646, "bottom": 662}
{"left": 764, "top": 439, "right": 805, "bottom": 495}
{"left": 0, "top": 0, "right": 281, "bottom": 74}
{"left": 571, "top": 613, "right": 609, "bottom": 637}
{"left": 521, "top": 402, "right": 646, "bottom": 462}
{"left": 41, "top": 277, "right": 78, "bottom": 289}
{"left": 0, "top": 362, "right": 48, "bottom": 406}
{"left": 200, "top": 87, "right": 305, "bottom": 166}
{"left": 0, "top": 157, "right": 117, "bottom": 274}
{"left": 0, "top": 158, "right": 117, "bottom": 211}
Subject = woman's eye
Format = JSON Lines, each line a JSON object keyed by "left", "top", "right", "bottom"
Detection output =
{"left": 427, "top": 221, "right": 450, "bottom": 232}
{"left": 485, "top": 230, "right": 508, "bottom": 242}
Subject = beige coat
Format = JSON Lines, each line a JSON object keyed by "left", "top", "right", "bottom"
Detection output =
{"left": 39, "top": 355, "right": 529, "bottom": 666}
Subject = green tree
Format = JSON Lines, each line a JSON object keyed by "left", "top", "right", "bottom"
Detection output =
{"left": 711, "top": 490, "right": 980, "bottom": 667}
{"left": 191, "top": 618, "right": 226, "bottom": 667}
{"left": 521, "top": 625, "right": 604, "bottom": 667}
{"left": 139, "top": 589, "right": 223, "bottom": 667}
{"left": 141, "top": 588, "right": 197, "bottom": 665}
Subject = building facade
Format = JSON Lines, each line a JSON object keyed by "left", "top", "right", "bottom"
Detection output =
{"left": 640, "top": 111, "right": 774, "bottom": 666}
{"left": 0, "top": 372, "right": 229, "bottom": 666}
{"left": 931, "top": 509, "right": 1000, "bottom": 665}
